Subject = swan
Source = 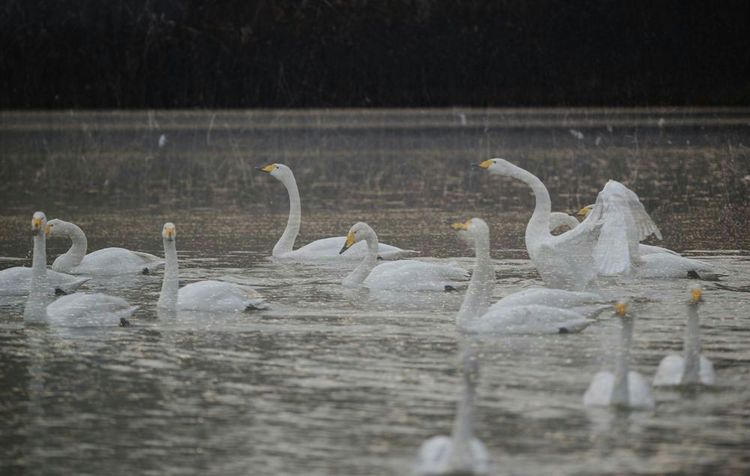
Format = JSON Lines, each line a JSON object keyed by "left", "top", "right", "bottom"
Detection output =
{"left": 23, "top": 212, "right": 137, "bottom": 326}
{"left": 453, "top": 218, "right": 602, "bottom": 335}
{"left": 583, "top": 301, "right": 655, "bottom": 409}
{"left": 45, "top": 219, "right": 163, "bottom": 275}
{"left": 653, "top": 285, "right": 715, "bottom": 386}
{"left": 338, "top": 222, "right": 468, "bottom": 291}
{"left": 576, "top": 204, "right": 715, "bottom": 279}
{"left": 257, "top": 163, "right": 416, "bottom": 260}
{"left": 157, "top": 223, "right": 268, "bottom": 312}
{"left": 415, "top": 348, "right": 490, "bottom": 475}
{"left": 476, "top": 158, "right": 602, "bottom": 291}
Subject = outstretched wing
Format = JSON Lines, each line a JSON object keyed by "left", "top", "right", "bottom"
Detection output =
{"left": 586, "top": 180, "right": 661, "bottom": 275}
{"left": 544, "top": 217, "right": 602, "bottom": 290}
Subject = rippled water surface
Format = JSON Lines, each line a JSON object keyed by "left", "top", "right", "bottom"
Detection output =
{"left": 1, "top": 109, "right": 749, "bottom": 475}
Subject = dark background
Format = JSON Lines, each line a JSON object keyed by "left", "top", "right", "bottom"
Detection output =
{"left": 1, "top": 0, "right": 749, "bottom": 109}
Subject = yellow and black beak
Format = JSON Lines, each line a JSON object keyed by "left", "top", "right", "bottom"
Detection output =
{"left": 31, "top": 217, "right": 43, "bottom": 232}
{"left": 451, "top": 220, "right": 471, "bottom": 231}
{"left": 256, "top": 163, "right": 277, "bottom": 173}
{"left": 164, "top": 226, "right": 176, "bottom": 241}
{"left": 614, "top": 302, "right": 628, "bottom": 317}
{"left": 472, "top": 159, "right": 492, "bottom": 169}
{"left": 339, "top": 232, "right": 355, "bottom": 254}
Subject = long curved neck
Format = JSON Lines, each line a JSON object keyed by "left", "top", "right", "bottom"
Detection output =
{"left": 24, "top": 231, "right": 51, "bottom": 322}
{"left": 60, "top": 223, "right": 87, "bottom": 268}
{"left": 449, "top": 370, "right": 477, "bottom": 468}
{"left": 343, "top": 232, "right": 378, "bottom": 287}
{"left": 611, "top": 316, "right": 633, "bottom": 406}
{"left": 456, "top": 231, "right": 493, "bottom": 327}
{"left": 504, "top": 163, "right": 552, "bottom": 246}
{"left": 681, "top": 303, "right": 702, "bottom": 384}
{"left": 158, "top": 238, "right": 179, "bottom": 310}
{"left": 273, "top": 172, "right": 301, "bottom": 256}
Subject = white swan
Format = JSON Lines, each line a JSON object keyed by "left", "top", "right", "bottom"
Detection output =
{"left": 583, "top": 301, "right": 655, "bottom": 409}
{"left": 453, "top": 218, "right": 602, "bottom": 335}
{"left": 416, "top": 349, "right": 490, "bottom": 475}
{"left": 338, "top": 222, "right": 468, "bottom": 291}
{"left": 576, "top": 203, "right": 715, "bottom": 279}
{"left": 157, "top": 223, "right": 268, "bottom": 312}
{"left": 653, "top": 285, "right": 715, "bottom": 386}
{"left": 257, "top": 163, "right": 416, "bottom": 260}
{"left": 46, "top": 219, "right": 163, "bottom": 275}
{"left": 23, "top": 212, "right": 136, "bottom": 326}
{"left": 477, "top": 158, "right": 602, "bottom": 291}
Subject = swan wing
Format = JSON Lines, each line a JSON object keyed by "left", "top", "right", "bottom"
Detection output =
{"left": 596, "top": 180, "right": 662, "bottom": 242}
{"left": 627, "top": 371, "right": 655, "bottom": 409}
{"left": 699, "top": 355, "right": 716, "bottom": 385}
{"left": 637, "top": 253, "right": 714, "bottom": 278}
{"left": 583, "top": 371, "right": 614, "bottom": 407}
{"left": 653, "top": 354, "right": 684, "bottom": 386}
{"left": 178, "top": 280, "right": 267, "bottom": 312}
{"left": 415, "top": 436, "right": 452, "bottom": 475}
{"left": 542, "top": 221, "right": 600, "bottom": 290}
{"left": 0, "top": 267, "right": 89, "bottom": 296}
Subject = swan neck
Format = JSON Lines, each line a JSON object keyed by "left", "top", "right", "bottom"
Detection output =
{"left": 681, "top": 303, "right": 702, "bottom": 384}
{"left": 158, "top": 238, "right": 179, "bottom": 311}
{"left": 343, "top": 231, "right": 378, "bottom": 287}
{"left": 273, "top": 172, "right": 301, "bottom": 256}
{"left": 448, "top": 363, "right": 478, "bottom": 470}
{"left": 24, "top": 232, "right": 51, "bottom": 322}
{"left": 63, "top": 223, "right": 87, "bottom": 267}
{"left": 611, "top": 316, "right": 633, "bottom": 406}
{"left": 456, "top": 232, "right": 493, "bottom": 327}
{"left": 505, "top": 164, "right": 551, "bottom": 242}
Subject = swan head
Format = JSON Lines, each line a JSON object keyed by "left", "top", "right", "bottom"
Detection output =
{"left": 339, "top": 222, "right": 373, "bottom": 254}
{"left": 31, "top": 211, "right": 47, "bottom": 235}
{"left": 614, "top": 300, "right": 629, "bottom": 317}
{"left": 689, "top": 284, "right": 703, "bottom": 304}
{"left": 576, "top": 205, "right": 595, "bottom": 218}
{"left": 475, "top": 158, "right": 514, "bottom": 175}
{"left": 257, "top": 162, "right": 292, "bottom": 181}
{"left": 162, "top": 222, "right": 177, "bottom": 242}
{"left": 451, "top": 218, "right": 489, "bottom": 247}
{"left": 44, "top": 218, "right": 66, "bottom": 237}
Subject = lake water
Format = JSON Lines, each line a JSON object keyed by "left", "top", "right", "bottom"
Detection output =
{"left": 0, "top": 109, "right": 749, "bottom": 475}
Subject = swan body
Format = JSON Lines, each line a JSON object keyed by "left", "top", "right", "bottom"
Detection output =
{"left": 22, "top": 212, "right": 135, "bottom": 326}
{"left": 583, "top": 302, "right": 654, "bottom": 409}
{"left": 46, "top": 219, "right": 163, "bottom": 275}
{"left": 452, "top": 218, "right": 595, "bottom": 335}
{"left": 258, "top": 163, "right": 416, "bottom": 260}
{"left": 0, "top": 266, "right": 89, "bottom": 296}
{"left": 416, "top": 349, "right": 490, "bottom": 475}
{"left": 46, "top": 292, "right": 137, "bottom": 326}
{"left": 340, "top": 222, "right": 468, "bottom": 291}
{"left": 653, "top": 285, "right": 715, "bottom": 386}
{"left": 636, "top": 252, "right": 715, "bottom": 279}
{"left": 158, "top": 223, "right": 268, "bottom": 313}
{"left": 478, "top": 159, "right": 601, "bottom": 291}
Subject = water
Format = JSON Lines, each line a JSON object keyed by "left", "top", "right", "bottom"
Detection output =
{"left": 1, "top": 109, "right": 749, "bottom": 475}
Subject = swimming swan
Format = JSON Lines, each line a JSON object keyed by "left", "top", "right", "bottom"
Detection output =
{"left": 576, "top": 202, "right": 715, "bottom": 279}
{"left": 0, "top": 267, "right": 89, "bottom": 296}
{"left": 46, "top": 219, "right": 164, "bottom": 275}
{"left": 339, "top": 222, "right": 468, "bottom": 291}
{"left": 653, "top": 285, "right": 715, "bottom": 386}
{"left": 476, "top": 158, "right": 603, "bottom": 291}
{"left": 257, "top": 163, "right": 416, "bottom": 260}
{"left": 157, "top": 223, "right": 268, "bottom": 312}
{"left": 23, "top": 212, "right": 136, "bottom": 326}
{"left": 415, "top": 348, "right": 490, "bottom": 475}
{"left": 583, "top": 301, "right": 655, "bottom": 409}
{"left": 453, "top": 218, "right": 602, "bottom": 335}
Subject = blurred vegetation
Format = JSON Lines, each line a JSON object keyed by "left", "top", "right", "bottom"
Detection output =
{"left": 1, "top": 1, "right": 749, "bottom": 108}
